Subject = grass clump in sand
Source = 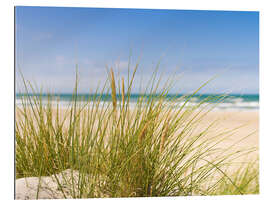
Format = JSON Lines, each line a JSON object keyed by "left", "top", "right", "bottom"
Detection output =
{"left": 15, "top": 64, "right": 259, "bottom": 198}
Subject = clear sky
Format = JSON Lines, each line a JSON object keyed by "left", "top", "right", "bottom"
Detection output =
{"left": 15, "top": 6, "right": 259, "bottom": 94}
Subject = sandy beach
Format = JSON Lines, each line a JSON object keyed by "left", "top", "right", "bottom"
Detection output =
{"left": 16, "top": 107, "right": 259, "bottom": 156}
{"left": 198, "top": 111, "right": 258, "bottom": 146}
{"left": 196, "top": 111, "right": 259, "bottom": 160}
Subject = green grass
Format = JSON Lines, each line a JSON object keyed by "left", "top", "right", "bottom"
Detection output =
{"left": 15, "top": 65, "right": 259, "bottom": 198}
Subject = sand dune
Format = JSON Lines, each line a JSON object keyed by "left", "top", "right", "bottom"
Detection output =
{"left": 15, "top": 109, "right": 259, "bottom": 199}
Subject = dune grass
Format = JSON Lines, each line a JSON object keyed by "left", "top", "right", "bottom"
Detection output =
{"left": 15, "top": 65, "right": 259, "bottom": 198}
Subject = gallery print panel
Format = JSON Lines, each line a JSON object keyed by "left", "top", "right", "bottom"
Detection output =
{"left": 15, "top": 6, "right": 259, "bottom": 199}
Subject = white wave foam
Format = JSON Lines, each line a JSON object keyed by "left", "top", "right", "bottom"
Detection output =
{"left": 16, "top": 98, "right": 259, "bottom": 111}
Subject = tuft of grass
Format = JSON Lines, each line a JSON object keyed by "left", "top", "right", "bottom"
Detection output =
{"left": 16, "top": 65, "right": 259, "bottom": 198}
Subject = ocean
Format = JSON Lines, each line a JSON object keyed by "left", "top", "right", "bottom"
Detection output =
{"left": 15, "top": 93, "right": 259, "bottom": 112}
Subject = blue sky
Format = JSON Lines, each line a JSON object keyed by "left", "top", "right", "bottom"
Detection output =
{"left": 15, "top": 7, "right": 259, "bottom": 94}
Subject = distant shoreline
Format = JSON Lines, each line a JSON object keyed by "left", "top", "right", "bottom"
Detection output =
{"left": 15, "top": 93, "right": 259, "bottom": 112}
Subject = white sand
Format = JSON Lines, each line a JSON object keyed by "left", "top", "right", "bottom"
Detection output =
{"left": 16, "top": 169, "right": 80, "bottom": 199}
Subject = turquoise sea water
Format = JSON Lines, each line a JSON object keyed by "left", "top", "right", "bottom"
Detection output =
{"left": 16, "top": 93, "right": 259, "bottom": 111}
